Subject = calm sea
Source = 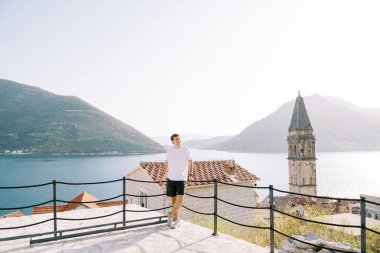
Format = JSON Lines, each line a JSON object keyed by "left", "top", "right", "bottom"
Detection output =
{"left": 0, "top": 149, "right": 379, "bottom": 215}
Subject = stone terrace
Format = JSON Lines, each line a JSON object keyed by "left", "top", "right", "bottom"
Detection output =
{"left": 0, "top": 204, "right": 271, "bottom": 253}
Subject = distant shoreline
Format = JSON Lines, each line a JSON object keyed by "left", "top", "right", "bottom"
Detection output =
{"left": 1, "top": 149, "right": 380, "bottom": 158}
{"left": 0, "top": 151, "right": 165, "bottom": 157}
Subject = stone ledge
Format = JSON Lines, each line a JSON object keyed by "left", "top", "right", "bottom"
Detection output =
{"left": 0, "top": 204, "right": 270, "bottom": 253}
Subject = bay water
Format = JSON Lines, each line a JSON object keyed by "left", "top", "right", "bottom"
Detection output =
{"left": 0, "top": 150, "right": 379, "bottom": 216}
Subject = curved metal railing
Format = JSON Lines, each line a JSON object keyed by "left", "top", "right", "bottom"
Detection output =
{"left": 0, "top": 177, "right": 379, "bottom": 252}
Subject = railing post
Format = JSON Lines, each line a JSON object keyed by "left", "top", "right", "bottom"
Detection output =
{"left": 212, "top": 178, "right": 218, "bottom": 236}
{"left": 53, "top": 180, "right": 57, "bottom": 237}
{"left": 269, "top": 185, "right": 275, "bottom": 253}
{"left": 123, "top": 177, "right": 126, "bottom": 227}
{"left": 360, "top": 196, "right": 366, "bottom": 253}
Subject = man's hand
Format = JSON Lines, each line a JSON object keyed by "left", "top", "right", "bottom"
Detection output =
{"left": 188, "top": 174, "right": 192, "bottom": 184}
{"left": 160, "top": 161, "right": 168, "bottom": 186}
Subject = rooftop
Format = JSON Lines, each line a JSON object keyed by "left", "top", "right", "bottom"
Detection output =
{"left": 315, "top": 213, "right": 380, "bottom": 236}
{"left": 138, "top": 160, "right": 260, "bottom": 187}
{"left": 0, "top": 204, "right": 270, "bottom": 253}
{"left": 0, "top": 211, "right": 24, "bottom": 219}
{"left": 289, "top": 93, "right": 313, "bottom": 132}
{"left": 32, "top": 191, "right": 126, "bottom": 215}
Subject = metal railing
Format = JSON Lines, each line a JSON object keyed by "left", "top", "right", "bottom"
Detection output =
{"left": 184, "top": 179, "right": 379, "bottom": 253}
{"left": 1, "top": 178, "right": 379, "bottom": 252}
{"left": 0, "top": 177, "right": 170, "bottom": 244}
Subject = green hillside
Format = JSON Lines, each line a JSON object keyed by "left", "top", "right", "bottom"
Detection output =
{"left": 0, "top": 79, "right": 165, "bottom": 154}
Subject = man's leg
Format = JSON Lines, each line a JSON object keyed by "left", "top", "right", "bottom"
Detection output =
{"left": 171, "top": 196, "right": 177, "bottom": 217}
{"left": 167, "top": 179, "right": 176, "bottom": 226}
{"left": 172, "top": 181, "right": 186, "bottom": 221}
{"left": 171, "top": 195, "right": 184, "bottom": 221}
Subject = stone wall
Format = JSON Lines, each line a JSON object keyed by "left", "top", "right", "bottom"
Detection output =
{"left": 126, "top": 168, "right": 168, "bottom": 214}
{"left": 127, "top": 168, "right": 261, "bottom": 225}
{"left": 181, "top": 182, "right": 260, "bottom": 225}
{"left": 288, "top": 160, "right": 317, "bottom": 195}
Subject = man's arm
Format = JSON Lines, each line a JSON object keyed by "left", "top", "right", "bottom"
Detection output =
{"left": 188, "top": 160, "right": 193, "bottom": 175}
{"left": 159, "top": 160, "right": 168, "bottom": 185}
{"left": 188, "top": 160, "right": 193, "bottom": 182}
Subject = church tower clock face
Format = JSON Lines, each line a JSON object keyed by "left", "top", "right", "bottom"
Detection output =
{"left": 287, "top": 92, "right": 317, "bottom": 195}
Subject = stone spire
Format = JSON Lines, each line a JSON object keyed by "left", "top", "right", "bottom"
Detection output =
{"left": 289, "top": 92, "right": 313, "bottom": 131}
{"left": 287, "top": 92, "right": 317, "bottom": 195}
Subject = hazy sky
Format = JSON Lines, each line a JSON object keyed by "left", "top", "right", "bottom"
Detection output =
{"left": 1, "top": 0, "right": 380, "bottom": 137}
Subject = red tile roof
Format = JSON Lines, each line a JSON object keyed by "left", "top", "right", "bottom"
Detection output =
{"left": 32, "top": 205, "right": 68, "bottom": 214}
{"left": 139, "top": 160, "right": 260, "bottom": 187}
{"left": 32, "top": 192, "right": 126, "bottom": 215}
{"left": 67, "top": 192, "right": 100, "bottom": 210}
{"left": 97, "top": 201, "right": 125, "bottom": 207}
{"left": 0, "top": 211, "right": 24, "bottom": 219}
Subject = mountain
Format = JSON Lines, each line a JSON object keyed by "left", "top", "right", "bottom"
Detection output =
{"left": 0, "top": 79, "right": 165, "bottom": 154}
{"left": 151, "top": 133, "right": 212, "bottom": 147}
{"left": 183, "top": 136, "right": 232, "bottom": 149}
{"left": 206, "top": 94, "right": 380, "bottom": 152}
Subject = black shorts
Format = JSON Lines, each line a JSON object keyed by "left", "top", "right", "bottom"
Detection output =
{"left": 166, "top": 179, "right": 186, "bottom": 197}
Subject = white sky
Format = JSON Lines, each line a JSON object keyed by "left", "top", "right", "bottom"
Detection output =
{"left": 1, "top": 0, "right": 380, "bottom": 137}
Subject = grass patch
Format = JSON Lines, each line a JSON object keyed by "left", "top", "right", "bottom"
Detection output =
{"left": 181, "top": 203, "right": 380, "bottom": 252}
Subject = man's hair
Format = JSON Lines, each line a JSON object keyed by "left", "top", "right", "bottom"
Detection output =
{"left": 170, "top": 133, "right": 179, "bottom": 141}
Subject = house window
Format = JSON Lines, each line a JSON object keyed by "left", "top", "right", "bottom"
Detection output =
{"left": 138, "top": 191, "right": 147, "bottom": 208}
{"left": 367, "top": 212, "right": 378, "bottom": 219}
{"left": 352, "top": 207, "right": 360, "bottom": 215}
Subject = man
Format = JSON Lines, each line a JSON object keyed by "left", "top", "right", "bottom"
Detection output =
{"left": 159, "top": 133, "right": 193, "bottom": 229}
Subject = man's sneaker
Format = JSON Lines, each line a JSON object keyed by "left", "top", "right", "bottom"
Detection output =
{"left": 167, "top": 212, "right": 173, "bottom": 227}
{"left": 171, "top": 219, "right": 181, "bottom": 229}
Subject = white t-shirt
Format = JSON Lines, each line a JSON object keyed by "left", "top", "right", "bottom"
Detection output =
{"left": 165, "top": 146, "right": 192, "bottom": 181}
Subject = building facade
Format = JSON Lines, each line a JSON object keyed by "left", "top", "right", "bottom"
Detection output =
{"left": 127, "top": 160, "right": 261, "bottom": 224}
{"left": 361, "top": 194, "right": 380, "bottom": 220}
{"left": 287, "top": 92, "right": 317, "bottom": 195}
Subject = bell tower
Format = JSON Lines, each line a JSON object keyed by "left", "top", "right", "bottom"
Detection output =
{"left": 287, "top": 92, "right": 317, "bottom": 195}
